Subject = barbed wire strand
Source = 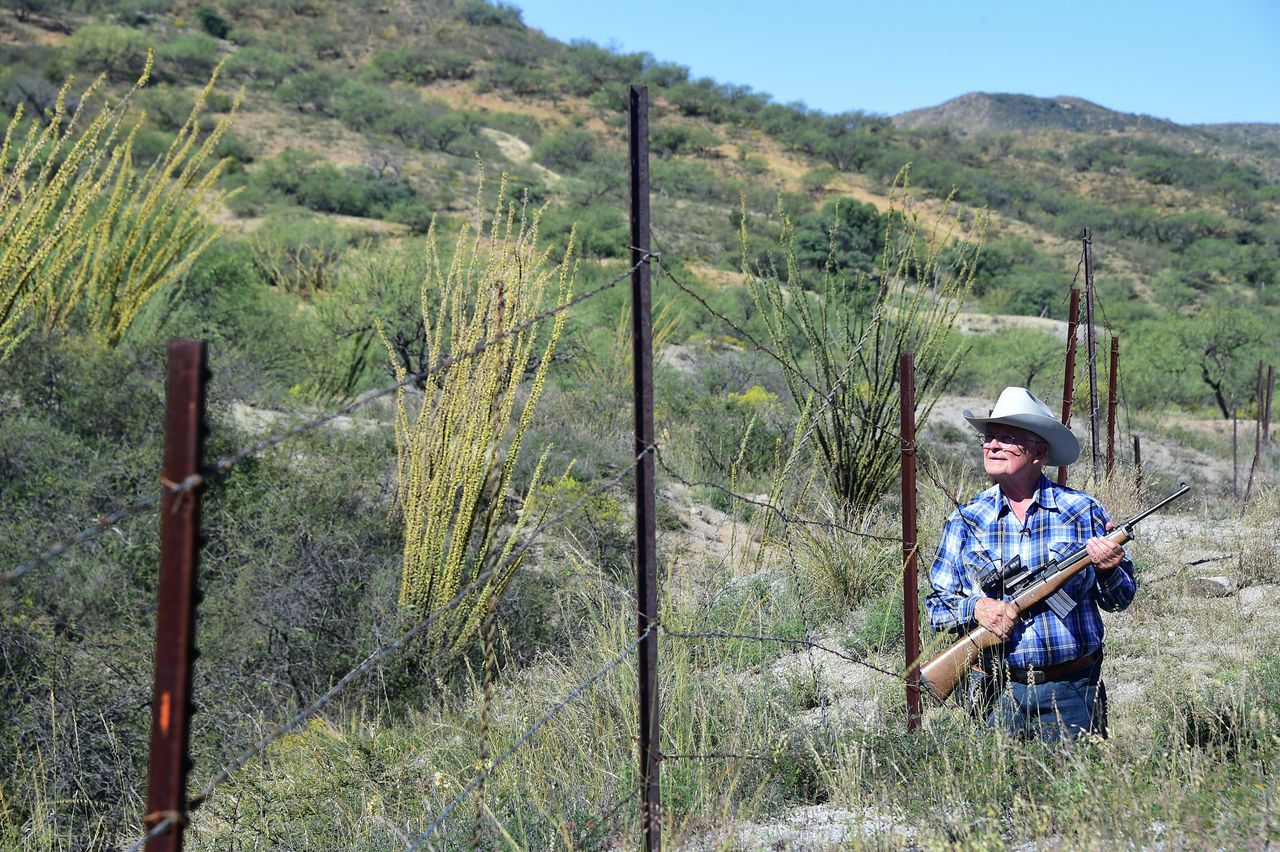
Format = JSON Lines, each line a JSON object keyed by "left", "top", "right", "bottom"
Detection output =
{"left": 651, "top": 271, "right": 893, "bottom": 735}
{"left": 405, "top": 624, "right": 654, "bottom": 851}
{"left": 119, "top": 443, "right": 656, "bottom": 852}
{"left": 663, "top": 626, "right": 907, "bottom": 682}
{"left": 654, "top": 452, "right": 901, "bottom": 544}
{"left": 4, "top": 475, "right": 202, "bottom": 584}
{"left": 8, "top": 254, "right": 652, "bottom": 586}
{"left": 653, "top": 257, "right": 826, "bottom": 401}
{"left": 661, "top": 751, "right": 777, "bottom": 762}
{"left": 658, "top": 257, "right": 925, "bottom": 451}
{"left": 648, "top": 243, "right": 898, "bottom": 545}
{"left": 652, "top": 251, "right": 908, "bottom": 732}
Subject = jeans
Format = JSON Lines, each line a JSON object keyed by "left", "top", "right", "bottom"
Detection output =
{"left": 967, "top": 659, "right": 1107, "bottom": 742}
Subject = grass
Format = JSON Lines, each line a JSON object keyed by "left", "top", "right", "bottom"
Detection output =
{"left": 62, "top": 458, "right": 1265, "bottom": 849}
{"left": 2, "top": 7, "right": 1277, "bottom": 840}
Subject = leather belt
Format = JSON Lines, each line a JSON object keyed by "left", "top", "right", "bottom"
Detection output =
{"left": 1006, "top": 648, "right": 1102, "bottom": 685}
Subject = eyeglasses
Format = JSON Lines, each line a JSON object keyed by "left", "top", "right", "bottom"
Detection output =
{"left": 979, "top": 431, "right": 1030, "bottom": 448}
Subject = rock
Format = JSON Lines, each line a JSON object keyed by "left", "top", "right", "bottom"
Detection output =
{"left": 1187, "top": 576, "right": 1237, "bottom": 597}
{"left": 1179, "top": 549, "right": 1233, "bottom": 568}
{"left": 1240, "top": 584, "right": 1280, "bottom": 618}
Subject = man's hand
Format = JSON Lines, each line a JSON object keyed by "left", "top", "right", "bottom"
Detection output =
{"left": 975, "top": 596, "right": 1019, "bottom": 640}
{"left": 1086, "top": 522, "right": 1126, "bottom": 571}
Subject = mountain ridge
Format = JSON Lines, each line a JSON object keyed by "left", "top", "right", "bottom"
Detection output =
{"left": 892, "top": 91, "right": 1279, "bottom": 137}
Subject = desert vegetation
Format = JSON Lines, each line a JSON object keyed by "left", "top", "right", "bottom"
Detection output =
{"left": 1, "top": 0, "right": 1278, "bottom": 849}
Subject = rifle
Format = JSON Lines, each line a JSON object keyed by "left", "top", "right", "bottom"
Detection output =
{"left": 918, "top": 483, "right": 1190, "bottom": 703}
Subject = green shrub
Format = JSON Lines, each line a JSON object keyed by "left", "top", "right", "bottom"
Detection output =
{"left": 224, "top": 46, "right": 304, "bottom": 84}
{"left": 368, "top": 47, "right": 472, "bottom": 83}
{"left": 156, "top": 33, "right": 222, "bottom": 80}
{"left": 651, "top": 158, "right": 735, "bottom": 203}
{"left": 650, "top": 123, "right": 719, "bottom": 158}
{"left": 375, "top": 104, "right": 480, "bottom": 155}
{"left": 331, "top": 79, "right": 393, "bottom": 131}
{"left": 52, "top": 24, "right": 150, "bottom": 82}
{"left": 791, "top": 197, "right": 884, "bottom": 282}
{"left": 455, "top": 0, "right": 523, "bottom": 28}
{"left": 476, "top": 57, "right": 552, "bottom": 96}
{"left": 248, "top": 210, "right": 366, "bottom": 294}
{"left": 195, "top": 4, "right": 232, "bottom": 38}
{"left": 531, "top": 126, "right": 597, "bottom": 174}
{"left": 541, "top": 204, "right": 627, "bottom": 259}
{"left": 275, "top": 69, "right": 338, "bottom": 112}
{"left": 236, "top": 149, "right": 422, "bottom": 221}
{"left": 945, "top": 327, "right": 1062, "bottom": 399}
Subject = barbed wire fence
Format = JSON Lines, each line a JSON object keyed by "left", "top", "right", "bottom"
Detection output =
{"left": 0, "top": 239, "right": 665, "bottom": 850}
{"left": 2, "top": 84, "right": 1166, "bottom": 852}
{"left": 4, "top": 254, "right": 651, "bottom": 587}
{"left": 120, "top": 441, "right": 657, "bottom": 852}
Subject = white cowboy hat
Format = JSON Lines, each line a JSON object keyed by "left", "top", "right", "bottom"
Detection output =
{"left": 962, "top": 387, "right": 1080, "bottom": 467}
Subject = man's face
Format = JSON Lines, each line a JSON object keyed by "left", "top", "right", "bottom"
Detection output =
{"left": 981, "top": 424, "right": 1048, "bottom": 481}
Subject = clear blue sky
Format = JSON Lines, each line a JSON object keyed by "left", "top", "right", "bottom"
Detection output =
{"left": 512, "top": 0, "right": 1280, "bottom": 125}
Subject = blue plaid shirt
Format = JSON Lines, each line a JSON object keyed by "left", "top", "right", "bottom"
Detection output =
{"left": 925, "top": 474, "right": 1136, "bottom": 669}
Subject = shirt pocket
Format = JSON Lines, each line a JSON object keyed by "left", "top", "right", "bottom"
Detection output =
{"left": 960, "top": 542, "right": 1001, "bottom": 595}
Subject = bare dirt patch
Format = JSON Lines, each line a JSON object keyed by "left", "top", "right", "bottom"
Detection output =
{"left": 954, "top": 312, "right": 1068, "bottom": 338}
{"left": 686, "top": 264, "right": 747, "bottom": 290}
{"left": 423, "top": 80, "right": 571, "bottom": 126}
{"left": 478, "top": 127, "right": 560, "bottom": 183}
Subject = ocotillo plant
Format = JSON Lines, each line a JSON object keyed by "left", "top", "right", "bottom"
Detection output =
{"left": 382, "top": 183, "right": 575, "bottom": 652}
{"left": 747, "top": 168, "right": 982, "bottom": 513}
{"left": 0, "top": 57, "right": 237, "bottom": 360}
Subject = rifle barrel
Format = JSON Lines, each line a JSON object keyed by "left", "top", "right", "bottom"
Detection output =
{"left": 1120, "top": 482, "right": 1190, "bottom": 530}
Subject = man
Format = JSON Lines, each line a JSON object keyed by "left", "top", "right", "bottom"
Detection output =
{"left": 925, "top": 387, "right": 1135, "bottom": 741}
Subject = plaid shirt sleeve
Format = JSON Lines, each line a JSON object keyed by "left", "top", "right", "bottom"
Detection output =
{"left": 1090, "top": 503, "right": 1136, "bottom": 612}
{"left": 925, "top": 511, "right": 983, "bottom": 633}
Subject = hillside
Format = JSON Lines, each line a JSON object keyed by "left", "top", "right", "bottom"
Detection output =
{"left": 893, "top": 92, "right": 1183, "bottom": 135}
{"left": 2, "top": 2, "right": 1279, "bottom": 849}
{"left": 3, "top": 0, "right": 1276, "bottom": 345}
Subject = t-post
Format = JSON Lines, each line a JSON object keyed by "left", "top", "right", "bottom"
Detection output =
{"left": 1057, "top": 288, "right": 1080, "bottom": 485}
{"left": 144, "top": 339, "right": 208, "bottom": 852}
{"left": 629, "top": 83, "right": 661, "bottom": 852}
{"left": 900, "top": 353, "right": 921, "bottom": 730}
{"left": 1083, "top": 228, "right": 1101, "bottom": 482}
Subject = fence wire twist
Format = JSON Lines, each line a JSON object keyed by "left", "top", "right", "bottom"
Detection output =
{"left": 6, "top": 254, "right": 652, "bottom": 586}
{"left": 4, "top": 474, "right": 202, "bottom": 584}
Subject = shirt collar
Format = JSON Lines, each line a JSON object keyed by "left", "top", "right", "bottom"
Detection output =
{"left": 995, "top": 473, "right": 1058, "bottom": 517}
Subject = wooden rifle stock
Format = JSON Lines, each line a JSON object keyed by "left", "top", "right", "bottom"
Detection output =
{"left": 918, "top": 483, "right": 1188, "bottom": 704}
{"left": 917, "top": 527, "right": 1129, "bottom": 703}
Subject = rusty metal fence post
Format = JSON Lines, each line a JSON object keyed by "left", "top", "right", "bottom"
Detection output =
{"left": 1265, "top": 364, "right": 1275, "bottom": 445}
{"left": 1106, "top": 336, "right": 1119, "bottom": 477}
{"left": 1057, "top": 288, "right": 1080, "bottom": 485}
{"left": 629, "top": 83, "right": 661, "bottom": 852}
{"left": 899, "top": 353, "right": 921, "bottom": 731}
{"left": 1083, "top": 229, "right": 1101, "bottom": 482}
{"left": 144, "top": 339, "right": 208, "bottom": 851}
{"left": 1133, "top": 435, "right": 1143, "bottom": 493}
